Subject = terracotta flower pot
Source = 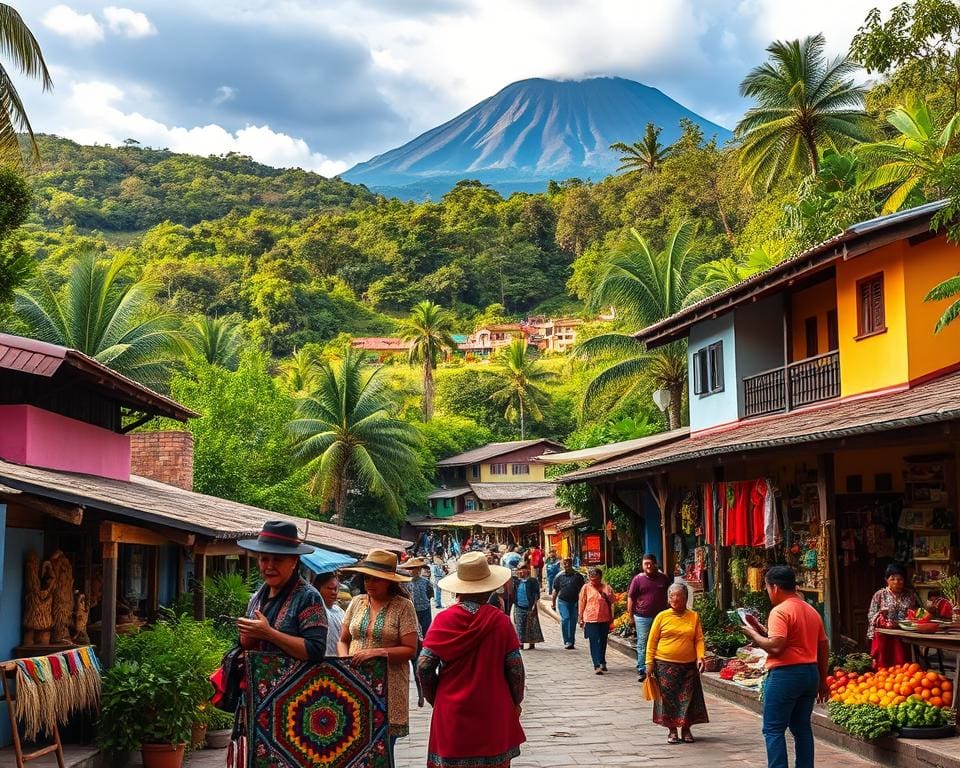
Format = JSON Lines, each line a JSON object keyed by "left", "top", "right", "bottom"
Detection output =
{"left": 191, "top": 723, "right": 207, "bottom": 750}
{"left": 140, "top": 742, "right": 186, "bottom": 768}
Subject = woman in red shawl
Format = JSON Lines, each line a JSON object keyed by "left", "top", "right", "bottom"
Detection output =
{"left": 418, "top": 551, "right": 526, "bottom": 768}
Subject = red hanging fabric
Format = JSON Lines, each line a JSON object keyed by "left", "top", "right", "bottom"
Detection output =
{"left": 748, "top": 479, "right": 768, "bottom": 548}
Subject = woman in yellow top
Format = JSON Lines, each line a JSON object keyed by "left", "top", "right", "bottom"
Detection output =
{"left": 645, "top": 583, "right": 709, "bottom": 744}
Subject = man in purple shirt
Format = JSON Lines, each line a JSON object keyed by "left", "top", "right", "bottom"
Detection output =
{"left": 626, "top": 553, "right": 670, "bottom": 682}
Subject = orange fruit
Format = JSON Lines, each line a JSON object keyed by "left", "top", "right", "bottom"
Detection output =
{"left": 932, "top": 687, "right": 941, "bottom": 697}
{"left": 908, "top": 663, "right": 921, "bottom": 674}
{"left": 930, "top": 696, "right": 942, "bottom": 707}
{"left": 926, "top": 671, "right": 939, "bottom": 683}
{"left": 921, "top": 689, "right": 931, "bottom": 700}
{"left": 921, "top": 678, "right": 933, "bottom": 689}
{"left": 942, "top": 680, "right": 953, "bottom": 691}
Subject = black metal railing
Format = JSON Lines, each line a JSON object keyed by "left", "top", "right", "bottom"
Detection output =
{"left": 743, "top": 350, "right": 840, "bottom": 417}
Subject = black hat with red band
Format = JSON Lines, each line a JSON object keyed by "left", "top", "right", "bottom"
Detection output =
{"left": 237, "top": 520, "right": 315, "bottom": 555}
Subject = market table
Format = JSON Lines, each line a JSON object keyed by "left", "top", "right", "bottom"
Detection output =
{"left": 875, "top": 627, "right": 960, "bottom": 713}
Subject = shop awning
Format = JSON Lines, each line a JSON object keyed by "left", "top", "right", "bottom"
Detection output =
{"left": 534, "top": 428, "right": 688, "bottom": 465}
{"left": 557, "top": 369, "right": 960, "bottom": 484}
{"left": 301, "top": 548, "right": 357, "bottom": 574}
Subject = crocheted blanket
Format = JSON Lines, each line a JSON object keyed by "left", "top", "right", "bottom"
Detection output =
{"left": 246, "top": 653, "right": 391, "bottom": 768}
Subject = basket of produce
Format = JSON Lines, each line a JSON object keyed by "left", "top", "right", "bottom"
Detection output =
{"left": 702, "top": 654, "right": 724, "bottom": 673}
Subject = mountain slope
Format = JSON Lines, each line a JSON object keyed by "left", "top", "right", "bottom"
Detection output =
{"left": 344, "top": 77, "right": 731, "bottom": 199}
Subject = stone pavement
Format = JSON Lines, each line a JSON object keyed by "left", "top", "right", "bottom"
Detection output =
{"left": 394, "top": 604, "right": 883, "bottom": 768}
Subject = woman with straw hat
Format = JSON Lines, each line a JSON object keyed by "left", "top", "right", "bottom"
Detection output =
{"left": 418, "top": 551, "right": 526, "bottom": 768}
{"left": 338, "top": 549, "right": 419, "bottom": 757}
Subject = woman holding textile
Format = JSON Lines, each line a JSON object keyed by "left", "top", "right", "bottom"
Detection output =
{"left": 418, "top": 551, "right": 526, "bottom": 768}
{"left": 646, "top": 582, "right": 708, "bottom": 744}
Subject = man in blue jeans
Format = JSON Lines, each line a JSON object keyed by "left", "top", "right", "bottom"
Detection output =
{"left": 550, "top": 557, "right": 584, "bottom": 649}
{"left": 742, "top": 565, "right": 829, "bottom": 768}
{"left": 626, "top": 554, "right": 670, "bottom": 682}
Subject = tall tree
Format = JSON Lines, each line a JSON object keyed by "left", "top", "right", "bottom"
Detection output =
{"left": 400, "top": 300, "right": 458, "bottom": 421}
{"left": 488, "top": 338, "right": 555, "bottom": 439}
{"left": 736, "top": 34, "right": 871, "bottom": 191}
{"left": 0, "top": 4, "right": 52, "bottom": 165}
{"left": 185, "top": 315, "right": 243, "bottom": 369}
{"left": 12, "top": 252, "right": 187, "bottom": 390}
{"left": 576, "top": 220, "right": 707, "bottom": 428}
{"left": 288, "top": 349, "right": 422, "bottom": 526}
{"left": 856, "top": 100, "right": 960, "bottom": 213}
{"left": 610, "top": 123, "right": 669, "bottom": 174}
{"left": 276, "top": 348, "right": 322, "bottom": 396}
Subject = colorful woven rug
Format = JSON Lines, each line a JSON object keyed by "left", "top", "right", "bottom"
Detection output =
{"left": 246, "top": 653, "right": 392, "bottom": 768}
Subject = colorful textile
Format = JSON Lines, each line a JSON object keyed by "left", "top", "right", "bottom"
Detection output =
{"left": 247, "top": 575, "right": 327, "bottom": 662}
{"left": 245, "top": 652, "right": 391, "bottom": 768}
{"left": 651, "top": 659, "right": 709, "bottom": 729}
{"left": 419, "top": 601, "right": 525, "bottom": 766}
{"left": 512, "top": 605, "right": 544, "bottom": 644}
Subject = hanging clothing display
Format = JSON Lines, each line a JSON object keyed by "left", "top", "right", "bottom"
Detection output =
{"left": 701, "top": 478, "right": 780, "bottom": 549}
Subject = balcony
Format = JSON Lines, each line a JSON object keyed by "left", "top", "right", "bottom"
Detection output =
{"left": 743, "top": 351, "right": 840, "bottom": 418}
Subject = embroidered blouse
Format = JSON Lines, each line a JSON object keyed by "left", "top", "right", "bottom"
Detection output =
{"left": 245, "top": 576, "right": 327, "bottom": 662}
{"left": 343, "top": 594, "right": 419, "bottom": 736}
{"left": 866, "top": 587, "right": 917, "bottom": 639}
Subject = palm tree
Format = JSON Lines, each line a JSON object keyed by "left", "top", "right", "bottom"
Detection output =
{"left": 488, "top": 338, "right": 555, "bottom": 439}
{"left": 857, "top": 100, "right": 960, "bottom": 213}
{"left": 12, "top": 252, "right": 187, "bottom": 390}
{"left": 400, "top": 300, "right": 458, "bottom": 420}
{"left": 736, "top": 34, "right": 871, "bottom": 191}
{"left": 576, "top": 220, "right": 708, "bottom": 429}
{"left": 186, "top": 315, "right": 243, "bottom": 369}
{"left": 0, "top": 4, "right": 52, "bottom": 165}
{"left": 610, "top": 123, "right": 669, "bottom": 174}
{"left": 925, "top": 274, "right": 960, "bottom": 333}
{"left": 288, "top": 348, "right": 422, "bottom": 526}
{"left": 276, "top": 348, "right": 321, "bottom": 396}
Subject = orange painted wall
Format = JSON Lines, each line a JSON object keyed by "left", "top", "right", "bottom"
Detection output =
{"left": 902, "top": 234, "right": 960, "bottom": 381}
{"left": 790, "top": 278, "right": 837, "bottom": 360}
{"left": 835, "top": 241, "right": 909, "bottom": 397}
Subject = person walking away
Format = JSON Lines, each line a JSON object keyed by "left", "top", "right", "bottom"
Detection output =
{"left": 628, "top": 553, "right": 671, "bottom": 683}
{"left": 645, "top": 583, "right": 708, "bottom": 743}
{"left": 741, "top": 565, "right": 828, "bottom": 768}
{"left": 511, "top": 564, "right": 544, "bottom": 649}
{"left": 578, "top": 566, "right": 614, "bottom": 674}
{"left": 400, "top": 557, "right": 434, "bottom": 639}
{"left": 418, "top": 551, "right": 525, "bottom": 768}
{"left": 551, "top": 557, "right": 584, "bottom": 649}
{"left": 313, "top": 571, "right": 344, "bottom": 657}
{"left": 528, "top": 544, "right": 544, "bottom": 583}
{"left": 501, "top": 546, "right": 522, "bottom": 571}
{"left": 545, "top": 549, "right": 561, "bottom": 595}
{"left": 339, "top": 550, "right": 420, "bottom": 760}
{"left": 430, "top": 556, "right": 446, "bottom": 609}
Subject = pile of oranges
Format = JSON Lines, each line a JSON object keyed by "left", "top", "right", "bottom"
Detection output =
{"left": 827, "top": 663, "right": 954, "bottom": 709}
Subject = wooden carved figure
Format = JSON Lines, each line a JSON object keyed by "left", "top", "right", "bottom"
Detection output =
{"left": 73, "top": 591, "right": 90, "bottom": 645}
{"left": 49, "top": 549, "right": 75, "bottom": 645}
{"left": 22, "top": 551, "right": 54, "bottom": 646}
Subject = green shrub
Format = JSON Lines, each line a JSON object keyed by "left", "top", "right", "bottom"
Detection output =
{"left": 740, "top": 589, "right": 772, "bottom": 623}
{"left": 603, "top": 564, "right": 635, "bottom": 593}
{"left": 693, "top": 591, "right": 727, "bottom": 634}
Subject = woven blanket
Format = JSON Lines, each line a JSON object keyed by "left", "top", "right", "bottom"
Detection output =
{"left": 246, "top": 653, "right": 392, "bottom": 768}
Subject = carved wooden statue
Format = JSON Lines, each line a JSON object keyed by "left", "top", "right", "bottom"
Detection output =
{"left": 22, "top": 551, "right": 54, "bottom": 646}
{"left": 73, "top": 591, "right": 90, "bottom": 645}
{"left": 48, "top": 550, "right": 75, "bottom": 645}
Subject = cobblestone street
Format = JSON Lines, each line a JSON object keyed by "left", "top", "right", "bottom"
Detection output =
{"left": 395, "top": 603, "right": 882, "bottom": 768}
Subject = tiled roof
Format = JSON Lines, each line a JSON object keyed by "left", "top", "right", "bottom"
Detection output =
{"left": 427, "top": 487, "right": 473, "bottom": 500}
{"left": 409, "top": 497, "right": 569, "bottom": 529}
{"left": 350, "top": 337, "right": 411, "bottom": 351}
{"left": 0, "top": 459, "right": 411, "bottom": 555}
{"left": 535, "top": 427, "right": 689, "bottom": 464}
{"left": 469, "top": 482, "right": 556, "bottom": 501}
{"left": 436, "top": 439, "right": 565, "bottom": 467}
{"left": 558, "top": 369, "right": 960, "bottom": 484}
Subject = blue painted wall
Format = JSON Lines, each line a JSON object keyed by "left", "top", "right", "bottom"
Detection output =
{"left": 0, "top": 523, "right": 44, "bottom": 747}
{"left": 688, "top": 314, "right": 738, "bottom": 432}
{"left": 642, "top": 491, "right": 663, "bottom": 564}
{"left": 734, "top": 296, "right": 785, "bottom": 418}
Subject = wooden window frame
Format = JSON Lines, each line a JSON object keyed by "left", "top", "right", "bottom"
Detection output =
{"left": 511, "top": 463, "right": 530, "bottom": 475}
{"left": 490, "top": 463, "right": 507, "bottom": 475}
{"left": 804, "top": 316, "right": 818, "bottom": 358}
{"left": 855, "top": 273, "right": 887, "bottom": 339}
{"left": 692, "top": 342, "right": 724, "bottom": 396}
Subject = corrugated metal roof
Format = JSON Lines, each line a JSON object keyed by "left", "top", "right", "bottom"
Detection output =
{"left": 557, "top": 369, "right": 960, "bottom": 484}
{"left": 534, "top": 427, "right": 689, "bottom": 464}
{"left": 436, "top": 439, "right": 565, "bottom": 467}
{"left": 470, "top": 482, "right": 555, "bottom": 501}
{"left": 0, "top": 333, "right": 197, "bottom": 421}
{"left": 0, "top": 459, "right": 411, "bottom": 555}
{"left": 409, "top": 497, "right": 570, "bottom": 529}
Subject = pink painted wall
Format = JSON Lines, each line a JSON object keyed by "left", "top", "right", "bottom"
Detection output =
{"left": 0, "top": 405, "right": 130, "bottom": 480}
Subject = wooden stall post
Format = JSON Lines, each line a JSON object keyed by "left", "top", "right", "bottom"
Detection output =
{"left": 713, "top": 465, "right": 728, "bottom": 609}
{"left": 817, "top": 452, "right": 839, "bottom": 648}
{"left": 100, "top": 541, "right": 118, "bottom": 668}
{"left": 600, "top": 487, "right": 609, "bottom": 568}
{"left": 193, "top": 545, "right": 207, "bottom": 621}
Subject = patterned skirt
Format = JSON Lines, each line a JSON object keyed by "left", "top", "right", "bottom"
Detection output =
{"left": 427, "top": 746, "right": 521, "bottom": 768}
{"left": 651, "top": 659, "right": 709, "bottom": 729}
{"left": 512, "top": 606, "right": 544, "bottom": 644}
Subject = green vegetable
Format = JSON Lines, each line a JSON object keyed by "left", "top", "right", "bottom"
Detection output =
{"left": 827, "top": 701, "right": 894, "bottom": 740}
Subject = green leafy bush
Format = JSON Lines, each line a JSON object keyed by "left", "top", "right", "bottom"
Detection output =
{"left": 693, "top": 592, "right": 727, "bottom": 634}
{"left": 603, "top": 564, "right": 635, "bottom": 593}
{"left": 739, "top": 590, "right": 772, "bottom": 623}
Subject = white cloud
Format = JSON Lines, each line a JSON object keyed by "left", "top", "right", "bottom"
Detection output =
{"left": 57, "top": 80, "right": 348, "bottom": 176}
{"left": 42, "top": 4, "right": 104, "bottom": 45}
{"left": 212, "top": 85, "right": 237, "bottom": 105}
{"left": 103, "top": 7, "right": 158, "bottom": 38}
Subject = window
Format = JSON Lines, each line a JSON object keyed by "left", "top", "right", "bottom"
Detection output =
{"left": 471, "top": 464, "right": 480, "bottom": 479}
{"left": 692, "top": 341, "right": 724, "bottom": 395}
{"left": 490, "top": 463, "right": 507, "bottom": 475}
{"left": 827, "top": 309, "right": 839, "bottom": 352}
{"left": 804, "top": 317, "right": 818, "bottom": 358}
{"left": 511, "top": 463, "right": 530, "bottom": 475}
{"left": 856, "top": 273, "right": 886, "bottom": 338}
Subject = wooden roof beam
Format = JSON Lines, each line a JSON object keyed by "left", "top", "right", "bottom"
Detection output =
{"left": 16, "top": 494, "right": 83, "bottom": 525}
{"left": 100, "top": 520, "right": 195, "bottom": 547}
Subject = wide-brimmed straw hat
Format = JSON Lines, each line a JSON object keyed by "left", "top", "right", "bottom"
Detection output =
{"left": 438, "top": 551, "right": 510, "bottom": 594}
{"left": 237, "top": 520, "right": 315, "bottom": 555}
{"left": 342, "top": 549, "right": 412, "bottom": 582}
{"left": 399, "top": 557, "right": 428, "bottom": 569}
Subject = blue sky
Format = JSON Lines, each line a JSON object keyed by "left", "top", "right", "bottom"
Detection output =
{"left": 20, "top": 1, "right": 884, "bottom": 175}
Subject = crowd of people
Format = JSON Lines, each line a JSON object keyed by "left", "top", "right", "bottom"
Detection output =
{"left": 228, "top": 521, "right": 833, "bottom": 768}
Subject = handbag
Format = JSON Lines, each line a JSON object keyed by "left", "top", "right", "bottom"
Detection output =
{"left": 642, "top": 674, "right": 661, "bottom": 701}
{"left": 210, "top": 644, "right": 244, "bottom": 713}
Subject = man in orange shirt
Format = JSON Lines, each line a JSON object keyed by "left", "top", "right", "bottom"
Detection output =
{"left": 742, "top": 566, "right": 828, "bottom": 768}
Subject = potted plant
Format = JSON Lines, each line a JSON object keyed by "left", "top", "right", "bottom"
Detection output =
{"left": 205, "top": 708, "right": 235, "bottom": 750}
{"left": 97, "top": 617, "right": 228, "bottom": 768}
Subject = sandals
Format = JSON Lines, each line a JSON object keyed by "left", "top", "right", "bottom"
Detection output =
{"left": 682, "top": 735, "right": 695, "bottom": 743}
{"left": 666, "top": 735, "right": 681, "bottom": 745}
